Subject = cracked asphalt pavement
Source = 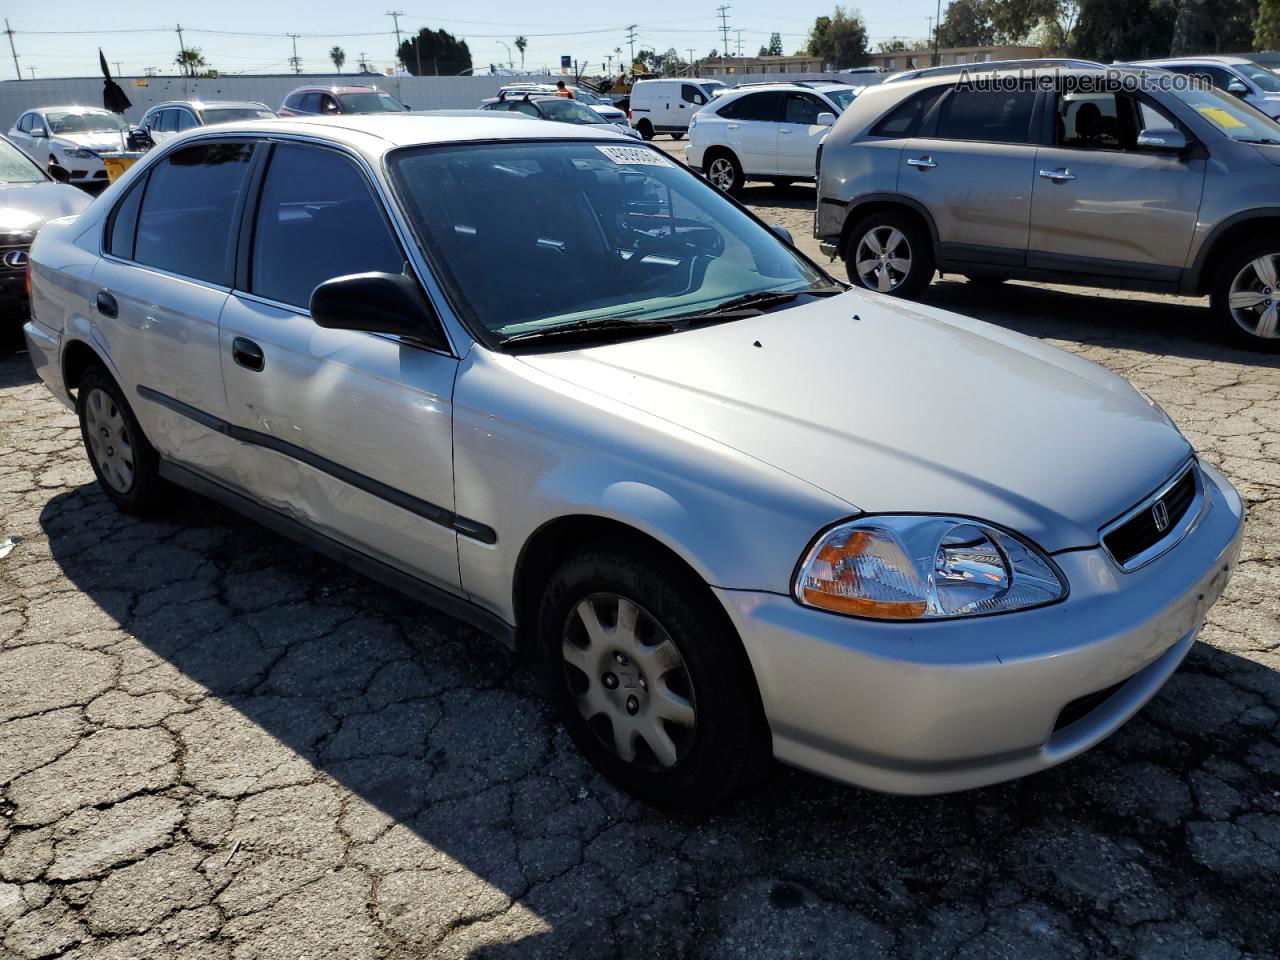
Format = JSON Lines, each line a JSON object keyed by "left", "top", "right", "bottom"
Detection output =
{"left": 2, "top": 181, "right": 1280, "bottom": 958}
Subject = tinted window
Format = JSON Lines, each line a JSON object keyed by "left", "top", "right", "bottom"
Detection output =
{"left": 934, "top": 89, "right": 1036, "bottom": 144}
{"left": 134, "top": 142, "right": 254, "bottom": 284}
{"left": 250, "top": 144, "right": 404, "bottom": 309}
{"left": 284, "top": 92, "right": 303, "bottom": 108}
{"left": 17, "top": 113, "right": 32, "bottom": 133}
{"left": 512, "top": 102, "right": 541, "bottom": 117}
{"left": 784, "top": 94, "right": 823, "bottom": 124}
{"left": 106, "top": 178, "right": 144, "bottom": 259}
{"left": 300, "top": 92, "right": 323, "bottom": 113}
{"left": 176, "top": 110, "right": 199, "bottom": 131}
{"left": 1057, "top": 93, "right": 1123, "bottom": 149}
{"left": 319, "top": 95, "right": 341, "bottom": 115}
{"left": 871, "top": 87, "right": 945, "bottom": 137}
{"left": 157, "top": 110, "right": 178, "bottom": 133}
{"left": 681, "top": 84, "right": 706, "bottom": 105}
{"left": 719, "top": 92, "right": 783, "bottom": 122}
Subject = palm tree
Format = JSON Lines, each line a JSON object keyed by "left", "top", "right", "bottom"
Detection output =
{"left": 174, "top": 48, "right": 208, "bottom": 78}
{"left": 329, "top": 46, "right": 346, "bottom": 74}
{"left": 514, "top": 35, "right": 527, "bottom": 71}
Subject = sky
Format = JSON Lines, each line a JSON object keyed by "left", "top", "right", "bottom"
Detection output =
{"left": 3, "top": 0, "right": 946, "bottom": 80}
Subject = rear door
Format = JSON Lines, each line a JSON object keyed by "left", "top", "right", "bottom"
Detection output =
{"left": 777, "top": 92, "right": 831, "bottom": 177}
{"left": 92, "top": 139, "right": 258, "bottom": 477}
{"left": 1028, "top": 91, "right": 1205, "bottom": 282}
{"left": 901, "top": 86, "right": 1040, "bottom": 266}
{"left": 217, "top": 139, "right": 462, "bottom": 591}
{"left": 720, "top": 92, "right": 782, "bottom": 174}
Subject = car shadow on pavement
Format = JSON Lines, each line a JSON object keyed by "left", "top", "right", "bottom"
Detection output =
{"left": 36, "top": 480, "right": 1280, "bottom": 959}
{"left": 0, "top": 349, "right": 37, "bottom": 388}
{"left": 922, "top": 278, "right": 1280, "bottom": 369}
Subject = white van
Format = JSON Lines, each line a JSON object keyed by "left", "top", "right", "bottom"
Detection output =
{"left": 628, "top": 78, "right": 726, "bottom": 140}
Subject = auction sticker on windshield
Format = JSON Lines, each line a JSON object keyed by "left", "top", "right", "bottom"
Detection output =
{"left": 596, "top": 145, "right": 674, "bottom": 166}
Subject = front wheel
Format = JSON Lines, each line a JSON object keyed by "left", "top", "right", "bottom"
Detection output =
{"left": 1210, "top": 243, "right": 1280, "bottom": 352}
{"left": 635, "top": 119, "right": 654, "bottom": 141}
{"left": 844, "top": 211, "right": 935, "bottom": 298}
{"left": 670, "top": 131, "right": 684, "bottom": 141}
{"left": 77, "top": 365, "right": 167, "bottom": 515}
{"left": 538, "top": 545, "right": 770, "bottom": 810}
{"left": 704, "top": 151, "right": 744, "bottom": 195}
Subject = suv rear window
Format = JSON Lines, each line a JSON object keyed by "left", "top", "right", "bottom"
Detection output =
{"left": 934, "top": 89, "right": 1037, "bottom": 144}
{"left": 871, "top": 87, "right": 945, "bottom": 137}
{"left": 718, "top": 92, "right": 783, "bottom": 122}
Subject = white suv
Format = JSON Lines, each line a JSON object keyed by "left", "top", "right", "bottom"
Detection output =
{"left": 686, "top": 82, "right": 857, "bottom": 193}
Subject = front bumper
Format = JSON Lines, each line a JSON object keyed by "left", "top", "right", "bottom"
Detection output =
{"left": 715, "top": 462, "right": 1244, "bottom": 795}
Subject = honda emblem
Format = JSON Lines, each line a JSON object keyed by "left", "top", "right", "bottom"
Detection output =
{"left": 1152, "top": 499, "right": 1169, "bottom": 533}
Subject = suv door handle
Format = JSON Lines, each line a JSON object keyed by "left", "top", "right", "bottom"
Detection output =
{"left": 906, "top": 156, "right": 937, "bottom": 169}
{"left": 94, "top": 291, "right": 118, "bottom": 318}
{"left": 779, "top": 127, "right": 793, "bottom": 134}
{"left": 231, "top": 337, "right": 265, "bottom": 372}
{"left": 1039, "top": 168, "right": 1077, "bottom": 182}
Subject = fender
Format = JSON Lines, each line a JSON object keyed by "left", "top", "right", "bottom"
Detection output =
{"left": 1181, "top": 207, "right": 1280, "bottom": 295}
{"left": 833, "top": 191, "right": 942, "bottom": 257}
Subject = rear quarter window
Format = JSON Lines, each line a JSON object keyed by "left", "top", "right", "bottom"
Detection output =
{"left": 871, "top": 86, "right": 946, "bottom": 137}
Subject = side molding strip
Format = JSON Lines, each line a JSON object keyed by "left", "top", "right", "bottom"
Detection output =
{"left": 136, "top": 385, "right": 497, "bottom": 545}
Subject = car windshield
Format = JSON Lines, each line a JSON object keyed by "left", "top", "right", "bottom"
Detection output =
{"left": 1169, "top": 84, "right": 1280, "bottom": 142}
{"left": 0, "top": 137, "right": 44, "bottom": 183}
{"left": 390, "top": 141, "right": 830, "bottom": 343}
{"left": 538, "top": 99, "right": 607, "bottom": 124}
{"left": 46, "top": 111, "right": 126, "bottom": 134}
{"left": 816, "top": 87, "right": 856, "bottom": 111}
{"left": 1235, "top": 61, "right": 1280, "bottom": 92}
{"left": 336, "top": 92, "right": 405, "bottom": 113}
{"left": 201, "top": 107, "right": 276, "bottom": 123}
{"left": 571, "top": 90, "right": 604, "bottom": 104}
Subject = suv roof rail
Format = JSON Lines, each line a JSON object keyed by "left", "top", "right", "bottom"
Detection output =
{"left": 732, "top": 80, "right": 815, "bottom": 89}
{"left": 884, "top": 57, "right": 1107, "bottom": 83}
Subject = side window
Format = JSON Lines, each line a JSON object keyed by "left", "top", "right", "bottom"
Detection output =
{"left": 157, "top": 110, "right": 178, "bottom": 133}
{"left": 934, "top": 89, "right": 1036, "bottom": 144}
{"left": 1139, "top": 101, "right": 1179, "bottom": 134}
{"left": 284, "top": 92, "right": 302, "bottom": 109}
{"left": 300, "top": 92, "right": 323, "bottom": 113}
{"left": 17, "top": 113, "right": 31, "bottom": 133}
{"left": 1056, "top": 93, "right": 1123, "bottom": 149}
{"left": 719, "top": 92, "right": 783, "bottom": 122}
{"left": 106, "top": 176, "right": 145, "bottom": 259}
{"left": 871, "top": 87, "right": 945, "bottom": 137}
{"left": 512, "top": 102, "right": 540, "bottom": 117}
{"left": 784, "top": 94, "right": 822, "bottom": 124}
{"left": 250, "top": 144, "right": 404, "bottom": 310}
{"left": 176, "top": 110, "right": 199, "bottom": 131}
{"left": 134, "top": 142, "right": 254, "bottom": 285}
{"left": 320, "top": 95, "right": 341, "bottom": 115}
{"left": 681, "top": 84, "right": 706, "bottom": 106}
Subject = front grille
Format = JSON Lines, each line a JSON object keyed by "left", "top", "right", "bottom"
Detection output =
{"left": 1053, "top": 678, "right": 1129, "bottom": 733}
{"left": 1102, "top": 463, "right": 1198, "bottom": 568}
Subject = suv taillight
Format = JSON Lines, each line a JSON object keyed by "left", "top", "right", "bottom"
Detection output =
{"left": 815, "top": 142, "right": 824, "bottom": 179}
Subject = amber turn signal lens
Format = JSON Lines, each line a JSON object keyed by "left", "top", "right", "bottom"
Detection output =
{"left": 799, "top": 530, "right": 928, "bottom": 619}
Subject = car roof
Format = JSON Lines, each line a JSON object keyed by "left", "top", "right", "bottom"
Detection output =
{"left": 34, "top": 105, "right": 118, "bottom": 113}
{"left": 287, "top": 85, "right": 388, "bottom": 94}
{"left": 883, "top": 57, "right": 1105, "bottom": 83}
{"left": 1132, "top": 56, "right": 1250, "bottom": 66}
{"left": 148, "top": 100, "right": 271, "bottom": 111}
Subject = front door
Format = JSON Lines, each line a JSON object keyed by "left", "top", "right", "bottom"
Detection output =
{"left": 901, "top": 87, "right": 1040, "bottom": 266}
{"left": 1028, "top": 91, "right": 1205, "bottom": 282}
{"left": 777, "top": 92, "right": 833, "bottom": 177}
{"left": 720, "top": 91, "right": 782, "bottom": 175}
{"left": 217, "top": 140, "right": 462, "bottom": 591}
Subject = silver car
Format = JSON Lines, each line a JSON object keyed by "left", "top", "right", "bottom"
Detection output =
{"left": 24, "top": 115, "right": 1242, "bottom": 808}
{"left": 816, "top": 62, "right": 1280, "bottom": 351}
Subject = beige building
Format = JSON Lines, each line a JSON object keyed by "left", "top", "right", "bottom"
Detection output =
{"left": 861, "top": 44, "right": 1044, "bottom": 72}
{"left": 698, "top": 54, "right": 827, "bottom": 77}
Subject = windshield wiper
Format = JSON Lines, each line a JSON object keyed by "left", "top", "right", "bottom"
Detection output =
{"left": 668, "top": 284, "right": 846, "bottom": 321}
{"left": 501, "top": 317, "right": 677, "bottom": 347}
{"left": 1240, "top": 137, "right": 1280, "bottom": 145}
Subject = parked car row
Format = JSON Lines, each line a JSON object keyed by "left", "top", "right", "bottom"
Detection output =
{"left": 17, "top": 107, "right": 1244, "bottom": 810}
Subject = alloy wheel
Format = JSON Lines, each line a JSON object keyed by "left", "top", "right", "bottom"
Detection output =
{"left": 707, "top": 158, "right": 736, "bottom": 192}
{"left": 560, "top": 593, "right": 697, "bottom": 770}
{"left": 854, "top": 225, "right": 913, "bottom": 293}
{"left": 1228, "top": 254, "right": 1280, "bottom": 340}
{"left": 83, "top": 387, "right": 135, "bottom": 493}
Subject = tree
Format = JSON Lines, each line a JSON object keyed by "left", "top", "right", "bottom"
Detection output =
{"left": 807, "top": 6, "right": 869, "bottom": 68}
{"left": 397, "top": 28, "right": 472, "bottom": 76}
{"left": 1070, "top": 0, "right": 1178, "bottom": 61}
{"left": 937, "top": 0, "right": 997, "bottom": 47}
{"left": 877, "top": 38, "right": 911, "bottom": 52}
{"left": 768, "top": 31, "right": 784, "bottom": 55}
{"left": 514, "top": 35, "right": 528, "bottom": 69}
{"left": 1259, "top": 0, "right": 1280, "bottom": 49}
{"left": 329, "top": 46, "right": 345, "bottom": 74}
{"left": 758, "top": 45, "right": 771, "bottom": 56}
{"left": 174, "top": 48, "right": 208, "bottom": 78}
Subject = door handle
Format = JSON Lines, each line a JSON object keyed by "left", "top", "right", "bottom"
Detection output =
{"left": 779, "top": 128, "right": 793, "bottom": 134}
{"left": 906, "top": 156, "right": 937, "bottom": 169}
{"left": 727, "top": 123, "right": 739, "bottom": 129}
{"left": 94, "top": 290, "right": 118, "bottom": 318}
{"left": 231, "top": 337, "right": 265, "bottom": 372}
{"left": 1039, "top": 168, "right": 1077, "bottom": 182}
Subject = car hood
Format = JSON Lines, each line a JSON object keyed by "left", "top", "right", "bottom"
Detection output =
{"left": 0, "top": 180, "right": 93, "bottom": 233}
{"left": 54, "top": 131, "right": 127, "bottom": 151}
{"left": 517, "top": 291, "right": 1193, "bottom": 553}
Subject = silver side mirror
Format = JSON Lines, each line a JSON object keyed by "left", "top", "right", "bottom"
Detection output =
{"left": 30, "top": 126, "right": 46, "bottom": 138}
{"left": 816, "top": 112, "right": 836, "bottom": 127}
{"left": 1227, "top": 80, "right": 1248, "bottom": 97}
{"left": 1136, "top": 128, "right": 1187, "bottom": 153}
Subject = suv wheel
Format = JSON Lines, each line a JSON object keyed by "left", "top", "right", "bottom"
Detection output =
{"left": 538, "top": 544, "right": 770, "bottom": 810}
{"left": 1211, "top": 244, "right": 1280, "bottom": 352}
{"left": 846, "top": 211, "right": 935, "bottom": 298}
{"left": 704, "top": 151, "right": 744, "bottom": 195}
{"left": 77, "top": 365, "right": 166, "bottom": 515}
{"left": 670, "top": 131, "right": 684, "bottom": 141}
{"left": 636, "top": 119, "right": 654, "bottom": 140}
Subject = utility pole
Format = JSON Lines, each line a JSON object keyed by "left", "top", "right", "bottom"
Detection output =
{"left": 114, "top": 61, "right": 123, "bottom": 75}
{"left": 932, "top": 0, "right": 941, "bottom": 65}
{"left": 288, "top": 34, "right": 301, "bottom": 73}
{"left": 358, "top": 51, "right": 369, "bottom": 74}
{"left": 27, "top": 66, "right": 35, "bottom": 79}
{"left": 687, "top": 47, "right": 696, "bottom": 75}
{"left": 4, "top": 19, "right": 20, "bottom": 81}
{"left": 716, "top": 5, "right": 731, "bottom": 71}
{"left": 735, "top": 29, "right": 743, "bottom": 58}
{"left": 387, "top": 10, "right": 405, "bottom": 70}
{"left": 176, "top": 23, "right": 186, "bottom": 65}
{"left": 626, "top": 24, "right": 638, "bottom": 72}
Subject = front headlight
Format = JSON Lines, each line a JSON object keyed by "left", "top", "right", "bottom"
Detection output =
{"left": 794, "top": 515, "right": 1066, "bottom": 620}
{"left": 60, "top": 147, "right": 97, "bottom": 159}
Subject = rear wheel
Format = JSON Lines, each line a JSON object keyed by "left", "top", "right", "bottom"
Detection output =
{"left": 670, "top": 131, "right": 684, "bottom": 140}
{"left": 769, "top": 178, "right": 794, "bottom": 190}
{"left": 77, "top": 365, "right": 167, "bottom": 515}
{"left": 636, "top": 119, "right": 654, "bottom": 140}
{"left": 1211, "top": 242, "right": 1280, "bottom": 352}
{"left": 845, "top": 210, "right": 935, "bottom": 298}
{"left": 704, "top": 150, "right": 744, "bottom": 196}
{"left": 538, "top": 544, "right": 771, "bottom": 810}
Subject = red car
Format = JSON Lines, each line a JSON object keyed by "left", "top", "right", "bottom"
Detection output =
{"left": 278, "top": 85, "right": 408, "bottom": 116}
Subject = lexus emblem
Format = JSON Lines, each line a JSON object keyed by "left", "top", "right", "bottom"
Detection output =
{"left": 1152, "top": 499, "right": 1170, "bottom": 533}
{"left": 2, "top": 250, "right": 27, "bottom": 269}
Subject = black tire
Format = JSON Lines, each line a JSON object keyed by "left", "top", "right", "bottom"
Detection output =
{"left": 703, "top": 149, "right": 744, "bottom": 196}
{"left": 844, "top": 209, "right": 935, "bottom": 299}
{"left": 1209, "top": 240, "right": 1280, "bottom": 352}
{"left": 77, "top": 364, "right": 167, "bottom": 515}
{"left": 538, "top": 543, "right": 771, "bottom": 811}
{"left": 769, "top": 178, "right": 794, "bottom": 190}
{"left": 636, "top": 119, "right": 654, "bottom": 141}
{"left": 670, "top": 131, "right": 684, "bottom": 141}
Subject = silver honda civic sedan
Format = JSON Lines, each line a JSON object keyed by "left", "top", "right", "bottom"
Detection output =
{"left": 23, "top": 115, "right": 1243, "bottom": 809}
